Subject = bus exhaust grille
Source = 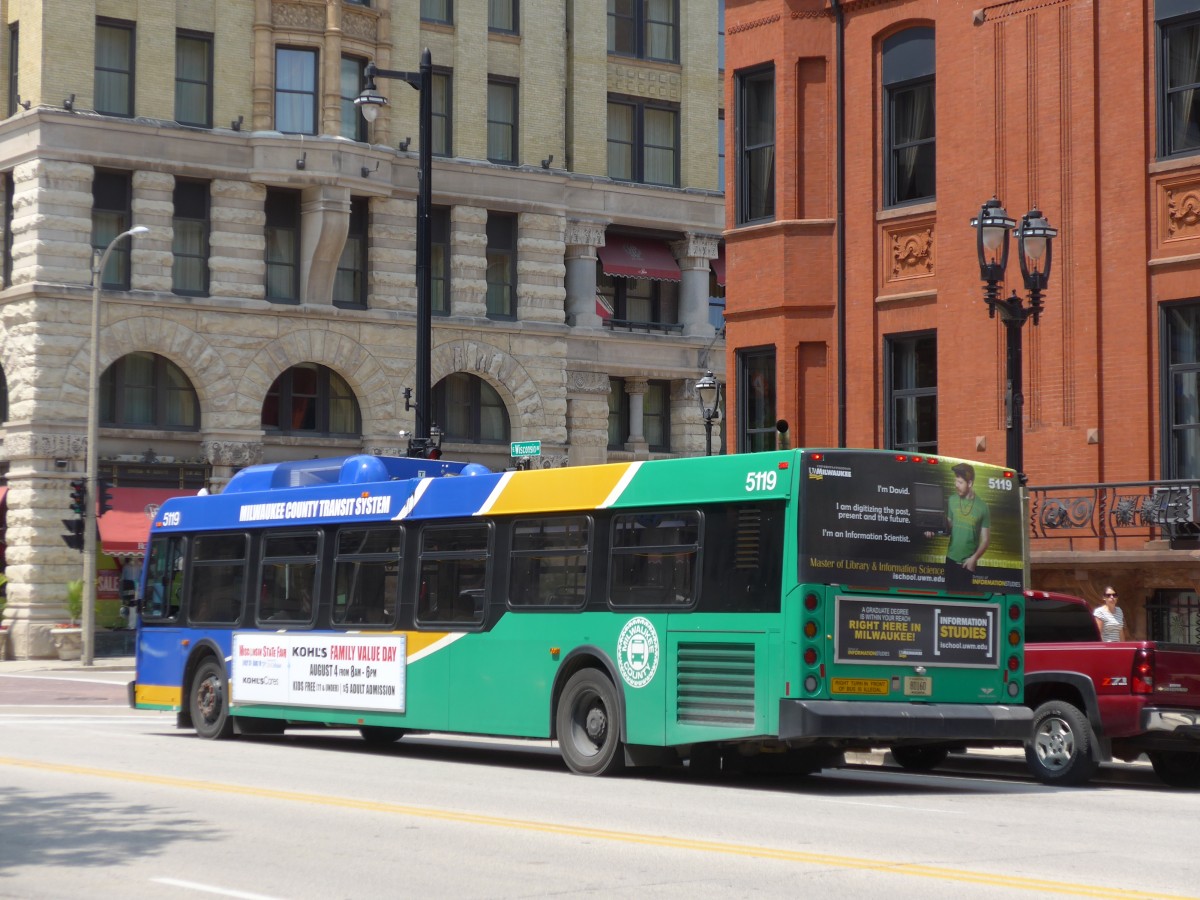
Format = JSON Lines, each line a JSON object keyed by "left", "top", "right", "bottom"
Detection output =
{"left": 676, "top": 642, "right": 756, "bottom": 727}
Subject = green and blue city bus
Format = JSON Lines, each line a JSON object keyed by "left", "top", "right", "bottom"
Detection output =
{"left": 131, "top": 448, "right": 1032, "bottom": 775}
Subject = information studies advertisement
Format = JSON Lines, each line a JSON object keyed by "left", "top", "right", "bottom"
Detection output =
{"left": 799, "top": 451, "right": 1024, "bottom": 593}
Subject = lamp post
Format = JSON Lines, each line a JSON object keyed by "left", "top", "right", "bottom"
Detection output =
{"left": 356, "top": 50, "right": 436, "bottom": 458}
{"left": 695, "top": 370, "right": 722, "bottom": 457}
{"left": 83, "top": 224, "right": 148, "bottom": 666}
{"left": 970, "top": 198, "right": 1057, "bottom": 484}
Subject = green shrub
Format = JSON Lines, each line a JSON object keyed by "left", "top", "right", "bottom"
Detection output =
{"left": 66, "top": 579, "right": 84, "bottom": 625}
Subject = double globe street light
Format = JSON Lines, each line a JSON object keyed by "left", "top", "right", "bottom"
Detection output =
{"left": 970, "top": 197, "right": 1057, "bottom": 484}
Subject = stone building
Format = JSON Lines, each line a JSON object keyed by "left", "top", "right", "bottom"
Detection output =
{"left": 0, "top": 0, "right": 727, "bottom": 658}
{"left": 722, "top": 0, "right": 1200, "bottom": 639}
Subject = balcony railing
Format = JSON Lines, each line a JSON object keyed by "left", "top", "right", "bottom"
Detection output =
{"left": 1028, "top": 479, "right": 1200, "bottom": 550}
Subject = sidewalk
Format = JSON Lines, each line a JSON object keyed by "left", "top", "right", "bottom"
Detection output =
{"left": 0, "top": 656, "right": 135, "bottom": 674}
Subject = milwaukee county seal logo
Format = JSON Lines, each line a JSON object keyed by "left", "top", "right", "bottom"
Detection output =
{"left": 617, "top": 617, "right": 660, "bottom": 688}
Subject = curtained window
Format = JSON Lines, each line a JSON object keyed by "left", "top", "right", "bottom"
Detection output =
{"left": 92, "top": 171, "right": 132, "bottom": 289}
{"left": 486, "top": 212, "right": 516, "bottom": 319}
{"left": 886, "top": 332, "right": 937, "bottom": 453}
{"left": 608, "top": 0, "right": 678, "bottom": 63}
{"left": 607, "top": 98, "right": 678, "bottom": 186}
{"left": 334, "top": 197, "right": 368, "bottom": 309}
{"left": 173, "top": 180, "right": 210, "bottom": 296}
{"left": 883, "top": 28, "right": 935, "bottom": 206}
{"left": 95, "top": 19, "right": 134, "bottom": 116}
{"left": 487, "top": 80, "right": 518, "bottom": 164}
{"left": 275, "top": 47, "right": 317, "bottom": 135}
{"left": 175, "top": 31, "right": 212, "bottom": 127}
{"left": 1161, "top": 15, "right": 1200, "bottom": 156}
{"left": 736, "top": 66, "right": 774, "bottom": 224}
{"left": 261, "top": 364, "right": 361, "bottom": 437}
{"left": 340, "top": 56, "right": 368, "bottom": 142}
{"left": 1165, "top": 302, "right": 1200, "bottom": 477}
{"left": 489, "top": 0, "right": 518, "bottom": 33}
{"left": 434, "top": 373, "right": 510, "bottom": 444}
{"left": 101, "top": 352, "right": 200, "bottom": 430}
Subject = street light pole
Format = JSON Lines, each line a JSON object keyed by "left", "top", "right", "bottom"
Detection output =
{"left": 695, "top": 370, "right": 722, "bottom": 457}
{"left": 83, "top": 225, "right": 148, "bottom": 666}
{"left": 971, "top": 198, "right": 1056, "bottom": 484}
{"left": 357, "top": 50, "right": 436, "bottom": 458}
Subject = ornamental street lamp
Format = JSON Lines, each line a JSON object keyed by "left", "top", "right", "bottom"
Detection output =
{"left": 356, "top": 50, "right": 437, "bottom": 458}
{"left": 696, "top": 370, "right": 722, "bottom": 457}
{"left": 970, "top": 197, "right": 1057, "bottom": 484}
{"left": 83, "top": 224, "right": 148, "bottom": 666}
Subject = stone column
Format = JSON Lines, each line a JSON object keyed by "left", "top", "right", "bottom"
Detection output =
{"left": 564, "top": 219, "right": 606, "bottom": 328}
{"left": 671, "top": 232, "right": 720, "bottom": 337}
{"left": 209, "top": 180, "right": 266, "bottom": 300}
{"left": 369, "top": 196, "right": 414, "bottom": 313}
{"left": 625, "top": 377, "right": 649, "bottom": 458}
{"left": 566, "top": 370, "right": 611, "bottom": 467}
{"left": 131, "top": 170, "right": 175, "bottom": 292}
{"left": 10, "top": 160, "right": 93, "bottom": 288}
{"left": 452, "top": 205, "right": 488, "bottom": 318}
{"left": 517, "top": 212, "right": 566, "bottom": 325}
{"left": 299, "top": 184, "right": 351, "bottom": 305}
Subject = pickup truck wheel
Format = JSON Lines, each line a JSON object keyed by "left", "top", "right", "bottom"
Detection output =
{"left": 1148, "top": 751, "right": 1200, "bottom": 788}
{"left": 889, "top": 746, "right": 950, "bottom": 771}
{"left": 1025, "top": 701, "right": 1099, "bottom": 786}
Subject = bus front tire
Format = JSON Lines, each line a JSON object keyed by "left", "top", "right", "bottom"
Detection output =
{"left": 1024, "top": 700, "right": 1098, "bottom": 786}
{"left": 359, "top": 726, "right": 406, "bottom": 745}
{"left": 190, "top": 657, "right": 234, "bottom": 740}
{"left": 556, "top": 669, "right": 625, "bottom": 777}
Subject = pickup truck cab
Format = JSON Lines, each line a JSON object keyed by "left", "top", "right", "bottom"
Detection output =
{"left": 892, "top": 590, "right": 1200, "bottom": 786}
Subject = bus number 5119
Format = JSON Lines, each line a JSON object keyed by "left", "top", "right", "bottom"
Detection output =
{"left": 746, "top": 471, "right": 777, "bottom": 492}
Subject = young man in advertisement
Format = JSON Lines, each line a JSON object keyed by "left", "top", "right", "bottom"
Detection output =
{"left": 933, "top": 462, "right": 990, "bottom": 592}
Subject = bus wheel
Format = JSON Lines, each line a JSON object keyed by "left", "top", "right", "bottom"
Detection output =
{"left": 889, "top": 745, "right": 950, "bottom": 771}
{"left": 190, "top": 658, "right": 234, "bottom": 740}
{"left": 1024, "top": 700, "right": 1098, "bottom": 786}
{"left": 359, "top": 726, "right": 405, "bottom": 745}
{"left": 556, "top": 669, "right": 625, "bottom": 777}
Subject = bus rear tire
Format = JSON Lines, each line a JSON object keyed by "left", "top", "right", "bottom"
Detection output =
{"left": 556, "top": 669, "right": 625, "bottom": 777}
{"left": 889, "top": 745, "right": 950, "bottom": 771}
{"left": 190, "top": 657, "right": 234, "bottom": 740}
{"left": 359, "top": 726, "right": 405, "bottom": 745}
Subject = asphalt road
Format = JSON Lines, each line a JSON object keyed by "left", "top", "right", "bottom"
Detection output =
{"left": 1, "top": 662, "right": 1194, "bottom": 900}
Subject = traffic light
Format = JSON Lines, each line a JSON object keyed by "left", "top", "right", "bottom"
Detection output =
{"left": 61, "top": 517, "right": 85, "bottom": 552}
{"left": 68, "top": 478, "right": 87, "bottom": 516}
{"left": 98, "top": 479, "right": 114, "bottom": 517}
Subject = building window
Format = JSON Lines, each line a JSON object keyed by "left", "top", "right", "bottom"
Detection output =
{"left": 717, "top": 0, "right": 725, "bottom": 72}
{"left": 607, "top": 378, "right": 681, "bottom": 453}
{"left": 434, "top": 373, "right": 510, "bottom": 443}
{"left": 607, "top": 98, "right": 679, "bottom": 187}
{"left": 0, "top": 366, "right": 7, "bottom": 423}
{"left": 175, "top": 31, "right": 213, "bottom": 128}
{"left": 1164, "top": 301, "right": 1200, "bottom": 477}
{"left": 101, "top": 352, "right": 200, "bottom": 429}
{"left": 717, "top": 112, "right": 726, "bottom": 192}
{"left": 598, "top": 268, "right": 679, "bottom": 329}
{"left": 1148, "top": 589, "right": 1200, "bottom": 644}
{"left": 738, "top": 347, "right": 776, "bottom": 452}
{"left": 487, "top": 79, "right": 518, "bottom": 164}
{"left": 736, "top": 65, "right": 774, "bottom": 224}
{"left": 95, "top": 19, "right": 135, "bottom": 117}
{"left": 3, "top": 171, "right": 12, "bottom": 289}
{"left": 92, "top": 170, "right": 132, "bottom": 289}
{"left": 421, "top": 0, "right": 453, "bottom": 25}
{"left": 265, "top": 189, "right": 300, "bottom": 303}
{"left": 486, "top": 212, "right": 516, "bottom": 319}
{"left": 883, "top": 27, "right": 935, "bottom": 206}
{"left": 608, "top": 0, "right": 678, "bottom": 64}
{"left": 1160, "top": 12, "right": 1200, "bottom": 157}
{"left": 334, "top": 197, "right": 368, "bottom": 309}
{"left": 8, "top": 25, "right": 18, "bottom": 117}
{"left": 340, "top": 56, "right": 368, "bottom": 142}
{"left": 431, "top": 206, "right": 450, "bottom": 315}
{"left": 608, "top": 378, "right": 629, "bottom": 449}
{"left": 489, "top": 0, "right": 518, "bottom": 33}
{"left": 173, "top": 180, "right": 210, "bottom": 296}
{"left": 885, "top": 332, "right": 937, "bottom": 453}
{"left": 275, "top": 47, "right": 318, "bottom": 135}
{"left": 262, "top": 364, "right": 362, "bottom": 436}
{"left": 432, "top": 69, "right": 452, "bottom": 156}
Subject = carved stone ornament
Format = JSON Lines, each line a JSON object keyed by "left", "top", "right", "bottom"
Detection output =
{"left": 888, "top": 226, "right": 935, "bottom": 280}
{"left": 202, "top": 441, "right": 264, "bottom": 468}
{"left": 565, "top": 221, "right": 607, "bottom": 249}
{"left": 1165, "top": 182, "right": 1200, "bottom": 240}
{"left": 2, "top": 433, "right": 87, "bottom": 462}
{"left": 567, "top": 370, "right": 611, "bottom": 394}
{"left": 343, "top": 10, "right": 378, "bottom": 43}
{"left": 273, "top": 3, "right": 325, "bottom": 32}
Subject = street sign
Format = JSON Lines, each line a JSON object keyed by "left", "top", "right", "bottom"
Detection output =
{"left": 510, "top": 440, "right": 541, "bottom": 458}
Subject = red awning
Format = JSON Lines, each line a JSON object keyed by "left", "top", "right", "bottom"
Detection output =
{"left": 711, "top": 244, "right": 726, "bottom": 286}
{"left": 596, "top": 294, "right": 613, "bottom": 320}
{"left": 598, "top": 236, "right": 681, "bottom": 282}
{"left": 98, "top": 487, "right": 193, "bottom": 557}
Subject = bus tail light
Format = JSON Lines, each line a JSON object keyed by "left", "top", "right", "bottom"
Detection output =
{"left": 803, "top": 620, "right": 818, "bottom": 639}
{"left": 1008, "top": 602, "right": 1021, "bottom": 621}
{"left": 803, "top": 648, "right": 818, "bottom": 666}
{"left": 804, "top": 675, "right": 820, "bottom": 692}
{"left": 1007, "top": 655, "right": 1020, "bottom": 671}
{"left": 804, "top": 592, "right": 820, "bottom": 611}
{"left": 1008, "top": 629, "right": 1021, "bottom": 647}
{"left": 1132, "top": 648, "right": 1155, "bottom": 694}
{"left": 1007, "top": 681, "right": 1020, "bottom": 698}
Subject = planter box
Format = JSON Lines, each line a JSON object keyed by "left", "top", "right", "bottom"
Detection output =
{"left": 50, "top": 627, "right": 82, "bottom": 661}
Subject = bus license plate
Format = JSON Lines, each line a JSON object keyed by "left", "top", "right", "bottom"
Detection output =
{"left": 904, "top": 676, "right": 931, "bottom": 696}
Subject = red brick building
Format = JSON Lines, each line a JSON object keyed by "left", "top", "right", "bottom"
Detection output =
{"left": 722, "top": 0, "right": 1200, "bottom": 638}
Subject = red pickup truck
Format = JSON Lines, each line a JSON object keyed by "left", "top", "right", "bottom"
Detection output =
{"left": 892, "top": 590, "right": 1200, "bottom": 786}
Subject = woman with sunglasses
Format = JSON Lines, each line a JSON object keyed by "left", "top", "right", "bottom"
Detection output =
{"left": 1094, "top": 586, "right": 1128, "bottom": 642}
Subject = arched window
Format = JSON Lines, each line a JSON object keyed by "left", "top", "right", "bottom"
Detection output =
{"left": 433, "top": 373, "right": 510, "bottom": 444}
{"left": 100, "top": 352, "right": 199, "bottom": 429}
{"left": 262, "top": 364, "right": 361, "bottom": 436}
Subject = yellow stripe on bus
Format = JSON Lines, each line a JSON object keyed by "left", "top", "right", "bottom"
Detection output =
{"left": 484, "top": 463, "right": 633, "bottom": 515}
{"left": 136, "top": 684, "right": 182, "bottom": 708}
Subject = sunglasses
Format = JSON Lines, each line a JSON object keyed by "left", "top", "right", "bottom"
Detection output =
{"left": 1104, "top": 593, "right": 1117, "bottom": 599}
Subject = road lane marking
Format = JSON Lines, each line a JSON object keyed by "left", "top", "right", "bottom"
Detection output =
{"left": 152, "top": 877, "right": 282, "bottom": 900}
{"left": 0, "top": 755, "right": 1191, "bottom": 900}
